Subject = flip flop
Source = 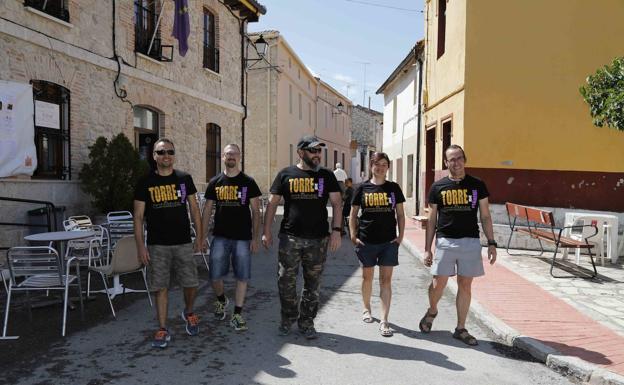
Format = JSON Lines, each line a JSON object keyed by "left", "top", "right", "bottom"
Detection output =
{"left": 379, "top": 321, "right": 393, "bottom": 337}
{"left": 362, "top": 309, "right": 374, "bottom": 323}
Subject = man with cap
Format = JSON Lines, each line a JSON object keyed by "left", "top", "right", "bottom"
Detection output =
{"left": 262, "top": 135, "right": 343, "bottom": 339}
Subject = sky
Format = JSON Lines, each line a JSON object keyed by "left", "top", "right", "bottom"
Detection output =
{"left": 249, "top": 0, "right": 425, "bottom": 112}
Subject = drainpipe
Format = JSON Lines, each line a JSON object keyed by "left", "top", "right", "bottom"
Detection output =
{"left": 240, "top": 20, "right": 247, "bottom": 172}
{"left": 415, "top": 57, "right": 423, "bottom": 214}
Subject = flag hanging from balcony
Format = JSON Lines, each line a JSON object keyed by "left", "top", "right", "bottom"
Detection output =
{"left": 172, "top": 0, "right": 190, "bottom": 56}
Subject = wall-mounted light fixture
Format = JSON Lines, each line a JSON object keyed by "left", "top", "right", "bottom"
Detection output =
{"left": 332, "top": 101, "right": 344, "bottom": 116}
{"left": 245, "top": 34, "right": 273, "bottom": 69}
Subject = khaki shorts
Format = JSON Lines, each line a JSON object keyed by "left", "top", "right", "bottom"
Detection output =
{"left": 430, "top": 237, "right": 484, "bottom": 277}
{"left": 147, "top": 243, "right": 198, "bottom": 289}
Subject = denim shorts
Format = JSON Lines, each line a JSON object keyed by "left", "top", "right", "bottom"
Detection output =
{"left": 355, "top": 241, "right": 399, "bottom": 267}
{"left": 431, "top": 237, "right": 484, "bottom": 277}
{"left": 147, "top": 243, "right": 198, "bottom": 289}
{"left": 209, "top": 236, "right": 251, "bottom": 281}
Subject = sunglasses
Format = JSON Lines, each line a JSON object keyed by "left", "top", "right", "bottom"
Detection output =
{"left": 154, "top": 149, "right": 175, "bottom": 156}
{"left": 303, "top": 147, "right": 322, "bottom": 154}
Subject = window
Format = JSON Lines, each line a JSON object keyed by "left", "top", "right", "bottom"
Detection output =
{"left": 407, "top": 154, "right": 414, "bottom": 198}
{"left": 134, "top": 1, "right": 172, "bottom": 61}
{"left": 396, "top": 158, "right": 403, "bottom": 187}
{"left": 324, "top": 148, "right": 328, "bottom": 167}
{"left": 308, "top": 102, "right": 312, "bottom": 125}
{"left": 437, "top": 0, "right": 446, "bottom": 59}
{"left": 288, "top": 57, "right": 292, "bottom": 68}
{"left": 25, "top": 0, "right": 69, "bottom": 22}
{"left": 298, "top": 93, "right": 302, "bottom": 120}
{"left": 442, "top": 118, "right": 452, "bottom": 169}
{"left": 203, "top": 9, "right": 219, "bottom": 72}
{"left": 289, "top": 144, "right": 294, "bottom": 165}
{"left": 388, "top": 160, "right": 393, "bottom": 181}
{"left": 342, "top": 153, "right": 345, "bottom": 171}
{"left": 324, "top": 106, "right": 328, "bottom": 128}
{"left": 134, "top": 106, "right": 160, "bottom": 169}
{"left": 206, "top": 123, "right": 221, "bottom": 181}
{"left": 289, "top": 84, "right": 293, "bottom": 114}
{"left": 298, "top": 69, "right": 301, "bottom": 79}
{"left": 392, "top": 96, "right": 397, "bottom": 133}
{"left": 31, "top": 80, "right": 70, "bottom": 180}
{"left": 333, "top": 150, "right": 338, "bottom": 169}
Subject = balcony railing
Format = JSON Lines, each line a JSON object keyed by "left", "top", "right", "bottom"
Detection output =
{"left": 25, "top": 0, "right": 69, "bottom": 22}
{"left": 134, "top": 2, "right": 172, "bottom": 61}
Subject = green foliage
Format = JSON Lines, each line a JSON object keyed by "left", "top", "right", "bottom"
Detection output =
{"left": 79, "top": 133, "right": 149, "bottom": 213}
{"left": 580, "top": 56, "right": 624, "bottom": 131}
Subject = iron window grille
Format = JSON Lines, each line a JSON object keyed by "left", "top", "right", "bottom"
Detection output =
{"left": 24, "top": 0, "right": 69, "bottom": 22}
{"left": 134, "top": 1, "right": 173, "bottom": 62}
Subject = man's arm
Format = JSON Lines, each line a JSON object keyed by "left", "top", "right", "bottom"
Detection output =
{"left": 133, "top": 200, "right": 149, "bottom": 265}
{"left": 394, "top": 203, "right": 405, "bottom": 245}
{"left": 201, "top": 199, "right": 214, "bottom": 252}
{"left": 423, "top": 203, "right": 438, "bottom": 267}
{"left": 328, "top": 191, "right": 342, "bottom": 252}
{"left": 262, "top": 194, "right": 282, "bottom": 249}
{"left": 187, "top": 194, "right": 202, "bottom": 253}
{"left": 250, "top": 197, "right": 261, "bottom": 253}
{"left": 478, "top": 197, "right": 497, "bottom": 265}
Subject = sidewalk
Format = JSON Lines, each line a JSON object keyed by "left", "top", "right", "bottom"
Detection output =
{"left": 402, "top": 218, "right": 624, "bottom": 384}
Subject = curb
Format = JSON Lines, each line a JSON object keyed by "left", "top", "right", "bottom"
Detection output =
{"left": 400, "top": 238, "right": 624, "bottom": 385}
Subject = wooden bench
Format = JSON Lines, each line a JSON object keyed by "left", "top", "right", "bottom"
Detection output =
{"left": 505, "top": 202, "right": 598, "bottom": 279}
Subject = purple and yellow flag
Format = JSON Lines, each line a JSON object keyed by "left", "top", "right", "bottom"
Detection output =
{"left": 172, "top": 0, "right": 190, "bottom": 56}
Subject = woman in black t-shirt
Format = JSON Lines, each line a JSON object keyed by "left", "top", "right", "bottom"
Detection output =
{"left": 349, "top": 152, "right": 406, "bottom": 337}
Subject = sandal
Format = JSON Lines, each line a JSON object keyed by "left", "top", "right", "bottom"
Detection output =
{"left": 362, "top": 309, "right": 374, "bottom": 323}
{"left": 379, "top": 321, "right": 393, "bottom": 337}
{"left": 418, "top": 310, "right": 437, "bottom": 333}
{"left": 453, "top": 328, "right": 478, "bottom": 346}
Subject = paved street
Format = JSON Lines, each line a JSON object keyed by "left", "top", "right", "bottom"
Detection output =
{"left": 0, "top": 220, "right": 573, "bottom": 385}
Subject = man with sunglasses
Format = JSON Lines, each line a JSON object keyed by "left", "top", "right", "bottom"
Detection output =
{"left": 134, "top": 138, "right": 203, "bottom": 348}
{"left": 202, "top": 144, "right": 262, "bottom": 331}
{"left": 262, "top": 135, "right": 343, "bottom": 339}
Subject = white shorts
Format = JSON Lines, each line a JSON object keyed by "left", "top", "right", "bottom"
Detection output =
{"left": 430, "top": 237, "right": 484, "bottom": 277}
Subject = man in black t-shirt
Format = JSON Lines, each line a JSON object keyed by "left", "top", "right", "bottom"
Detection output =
{"left": 134, "top": 138, "right": 203, "bottom": 349}
{"left": 202, "top": 144, "right": 262, "bottom": 331}
{"left": 420, "top": 145, "right": 497, "bottom": 347}
{"left": 262, "top": 135, "right": 343, "bottom": 339}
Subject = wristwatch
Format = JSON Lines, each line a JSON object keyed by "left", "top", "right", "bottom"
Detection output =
{"left": 332, "top": 227, "right": 342, "bottom": 232}
{"left": 487, "top": 239, "right": 498, "bottom": 247}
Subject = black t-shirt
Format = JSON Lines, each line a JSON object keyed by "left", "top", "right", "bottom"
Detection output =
{"left": 427, "top": 174, "right": 489, "bottom": 239}
{"left": 352, "top": 181, "right": 406, "bottom": 244}
{"left": 134, "top": 170, "right": 197, "bottom": 245}
{"left": 270, "top": 165, "right": 340, "bottom": 239}
{"left": 205, "top": 172, "right": 262, "bottom": 240}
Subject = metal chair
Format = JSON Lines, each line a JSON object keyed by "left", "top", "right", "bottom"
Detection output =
{"left": 65, "top": 224, "right": 108, "bottom": 294}
{"left": 88, "top": 236, "right": 151, "bottom": 318}
{"left": 106, "top": 211, "right": 133, "bottom": 222}
{"left": 2, "top": 246, "right": 83, "bottom": 338}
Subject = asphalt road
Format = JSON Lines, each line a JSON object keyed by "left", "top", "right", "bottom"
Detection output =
{"left": 0, "top": 220, "right": 575, "bottom": 385}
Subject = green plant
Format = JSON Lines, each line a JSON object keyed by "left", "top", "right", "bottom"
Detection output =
{"left": 79, "top": 133, "right": 149, "bottom": 213}
{"left": 580, "top": 56, "right": 624, "bottom": 131}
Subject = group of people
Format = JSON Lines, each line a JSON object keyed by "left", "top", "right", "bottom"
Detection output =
{"left": 133, "top": 135, "right": 496, "bottom": 349}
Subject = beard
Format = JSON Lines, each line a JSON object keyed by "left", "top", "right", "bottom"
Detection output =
{"left": 225, "top": 159, "right": 236, "bottom": 169}
{"left": 302, "top": 153, "right": 321, "bottom": 170}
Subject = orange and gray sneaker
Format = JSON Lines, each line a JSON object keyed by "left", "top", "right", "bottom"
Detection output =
{"left": 152, "top": 328, "right": 171, "bottom": 348}
{"left": 181, "top": 311, "right": 200, "bottom": 336}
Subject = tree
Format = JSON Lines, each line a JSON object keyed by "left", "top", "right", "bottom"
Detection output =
{"left": 580, "top": 56, "right": 624, "bottom": 131}
{"left": 79, "top": 133, "right": 149, "bottom": 213}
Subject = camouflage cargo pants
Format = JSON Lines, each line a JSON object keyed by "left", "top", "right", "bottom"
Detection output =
{"left": 277, "top": 234, "right": 328, "bottom": 329}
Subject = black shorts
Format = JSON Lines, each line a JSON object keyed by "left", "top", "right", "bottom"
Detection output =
{"left": 355, "top": 241, "right": 399, "bottom": 267}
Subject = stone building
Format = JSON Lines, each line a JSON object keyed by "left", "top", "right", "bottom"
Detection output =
{"left": 245, "top": 31, "right": 352, "bottom": 193}
{"left": 350, "top": 105, "right": 382, "bottom": 184}
{"left": 0, "top": 0, "right": 265, "bottom": 249}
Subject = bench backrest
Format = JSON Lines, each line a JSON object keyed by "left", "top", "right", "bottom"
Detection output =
{"left": 506, "top": 202, "right": 555, "bottom": 227}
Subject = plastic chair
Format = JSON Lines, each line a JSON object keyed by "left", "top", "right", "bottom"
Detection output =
{"left": 2, "top": 246, "right": 83, "bottom": 338}
{"left": 568, "top": 216, "right": 607, "bottom": 266}
{"left": 88, "top": 236, "right": 151, "bottom": 318}
{"left": 68, "top": 215, "right": 93, "bottom": 228}
{"left": 106, "top": 211, "right": 133, "bottom": 222}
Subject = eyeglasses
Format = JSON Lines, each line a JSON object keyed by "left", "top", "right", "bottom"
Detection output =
{"left": 303, "top": 147, "right": 322, "bottom": 154}
{"left": 154, "top": 149, "right": 175, "bottom": 156}
{"left": 224, "top": 151, "right": 240, "bottom": 157}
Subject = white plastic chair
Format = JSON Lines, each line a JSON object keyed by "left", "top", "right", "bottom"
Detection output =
{"left": 568, "top": 216, "right": 607, "bottom": 266}
{"left": 2, "top": 246, "right": 83, "bottom": 338}
{"left": 88, "top": 236, "right": 151, "bottom": 318}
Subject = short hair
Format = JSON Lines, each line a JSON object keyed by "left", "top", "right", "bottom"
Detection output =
{"left": 335, "top": 162, "right": 342, "bottom": 169}
{"left": 154, "top": 138, "right": 175, "bottom": 150}
{"left": 346, "top": 178, "right": 352, "bottom": 183}
{"left": 444, "top": 144, "right": 467, "bottom": 161}
{"left": 369, "top": 152, "right": 390, "bottom": 168}
{"left": 223, "top": 143, "right": 241, "bottom": 153}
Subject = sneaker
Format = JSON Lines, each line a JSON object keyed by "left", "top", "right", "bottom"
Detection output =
{"left": 230, "top": 313, "right": 248, "bottom": 331}
{"left": 300, "top": 326, "right": 318, "bottom": 340}
{"left": 278, "top": 323, "right": 291, "bottom": 336}
{"left": 214, "top": 297, "right": 229, "bottom": 320}
{"left": 151, "top": 328, "right": 171, "bottom": 348}
{"left": 181, "top": 311, "right": 200, "bottom": 336}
